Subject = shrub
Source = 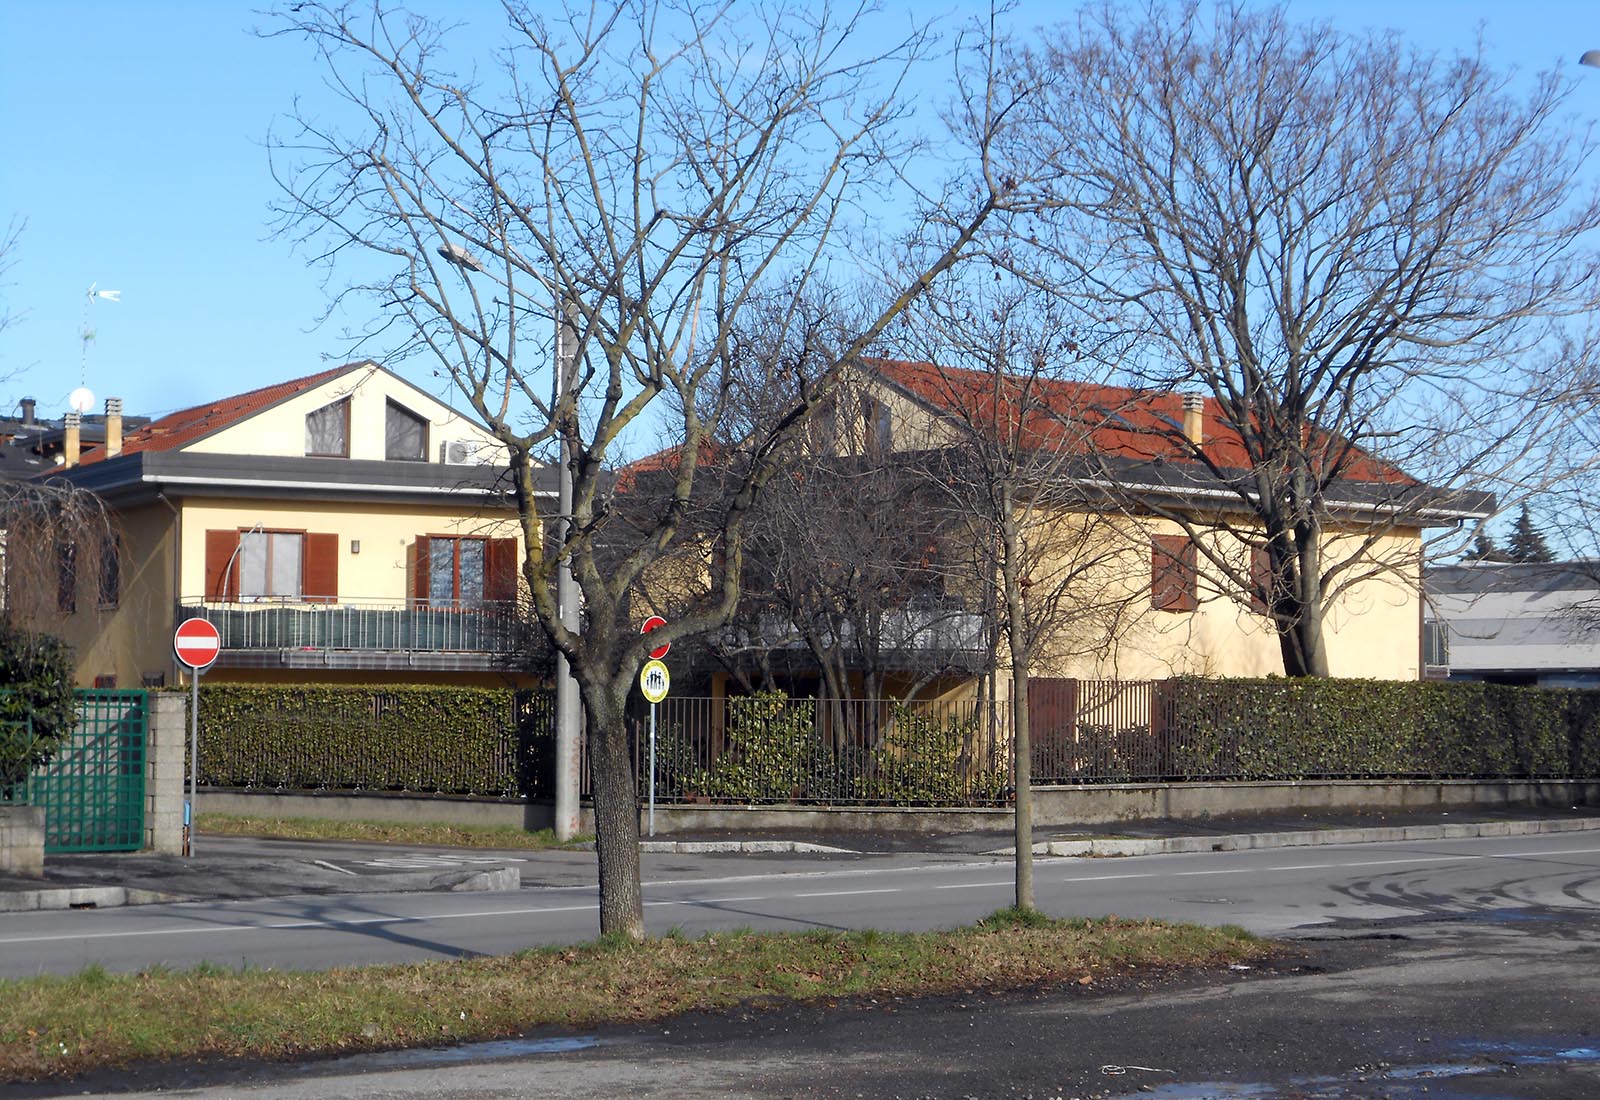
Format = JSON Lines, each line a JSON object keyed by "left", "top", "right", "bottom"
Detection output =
{"left": 0, "top": 623, "right": 76, "bottom": 794}
{"left": 690, "top": 692, "right": 830, "bottom": 802}
{"left": 196, "top": 684, "right": 548, "bottom": 798}
{"left": 863, "top": 703, "right": 1007, "bottom": 805}
{"left": 1165, "top": 677, "right": 1600, "bottom": 780}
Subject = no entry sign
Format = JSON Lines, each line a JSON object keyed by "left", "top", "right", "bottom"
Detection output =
{"left": 641, "top": 614, "right": 670, "bottom": 660}
{"left": 174, "top": 617, "right": 222, "bottom": 671}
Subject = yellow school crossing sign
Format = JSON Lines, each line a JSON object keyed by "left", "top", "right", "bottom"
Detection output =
{"left": 639, "top": 659, "right": 670, "bottom": 703}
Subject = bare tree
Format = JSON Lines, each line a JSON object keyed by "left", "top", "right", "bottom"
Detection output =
{"left": 889, "top": 284, "right": 1145, "bottom": 911}
{"left": 268, "top": 1, "right": 1022, "bottom": 937}
{"left": 1002, "top": 1, "right": 1600, "bottom": 676}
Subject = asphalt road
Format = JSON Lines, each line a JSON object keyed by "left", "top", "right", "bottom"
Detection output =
{"left": 2, "top": 831, "right": 1598, "bottom": 977}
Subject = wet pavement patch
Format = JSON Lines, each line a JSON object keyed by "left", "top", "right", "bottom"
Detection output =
{"left": 329, "top": 1033, "right": 601, "bottom": 1071}
{"left": 1116, "top": 1038, "right": 1600, "bottom": 1099}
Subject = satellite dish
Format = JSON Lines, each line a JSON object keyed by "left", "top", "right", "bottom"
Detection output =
{"left": 69, "top": 387, "right": 95, "bottom": 414}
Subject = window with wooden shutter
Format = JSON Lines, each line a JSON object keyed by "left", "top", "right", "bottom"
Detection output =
{"left": 204, "top": 529, "right": 241, "bottom": 601}
{"left": 303, "top": 533, "right": 339, "bottom": 603}
{"left": 1248, "top": 545, "right": 1272, "bottom": 616}
{"left": 485, "top": 538, "right": 518, "bottom": 605}
{"left": 410, "top": 536, "right": 431, "bottom": 606}
{"left": 1151, "top": 534, "right": 1198, "bottom": 612}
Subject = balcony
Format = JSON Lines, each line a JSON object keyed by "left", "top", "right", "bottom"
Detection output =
{"left": 176, "top": 597, "right": 535, "bottom": 672}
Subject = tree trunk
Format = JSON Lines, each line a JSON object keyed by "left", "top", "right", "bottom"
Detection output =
{"left": 582, "top": 681, "right": 645, "bottom": 939}
{"left": 1001, "top": 501, "right": 1034, "bottom": 912}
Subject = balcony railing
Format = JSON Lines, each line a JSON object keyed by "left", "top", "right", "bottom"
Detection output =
{"left": 177, "top": 597, "right": 527, "bottom": 668}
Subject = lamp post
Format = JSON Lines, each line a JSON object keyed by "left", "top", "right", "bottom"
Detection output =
{"left": 1582, "top": 50, "right": 1600, "bottom": 69}
{"left": 438, "top": 241, "right": 583, "bottom": 841}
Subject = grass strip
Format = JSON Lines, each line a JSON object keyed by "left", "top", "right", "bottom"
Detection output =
{"left": 196, "top": 813, "right": 591, "bottom": 850}
{"left": 0, "top": 911, "right": 1269, "bottom": 1081}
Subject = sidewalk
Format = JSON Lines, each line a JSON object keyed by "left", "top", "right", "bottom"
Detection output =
{"left": 2, "top": 804, "right": 1597, "bottom": 912}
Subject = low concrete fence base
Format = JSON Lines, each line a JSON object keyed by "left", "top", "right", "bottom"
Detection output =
{"left": 1030, "top": 778, "right": 1600, "bottom": 826}
{"left": 198, "top": 789, "right": 594, "bottom": 835}
{"left": 196, "top": 779, "right": 1598, "bottom": 837}
{"left": 0, "top": 805, "right": 44, "bottom": 877}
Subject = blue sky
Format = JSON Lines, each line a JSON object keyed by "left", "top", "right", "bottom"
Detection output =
{"left": 1, "top": 1, "right": 1597, "bottom": 427}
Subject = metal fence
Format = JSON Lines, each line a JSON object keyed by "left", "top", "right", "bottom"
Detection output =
{"left": 178, "top": 597, "right": 521, "bottom": 654}
{"left": 22, "top": 690, "right": 147, "bottom": 853}
{"left": 629, "top": 695, "right": 1011, "bottom": 805}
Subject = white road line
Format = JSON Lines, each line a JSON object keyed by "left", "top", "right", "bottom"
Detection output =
{"left": 793, "top": 888, "right": 901, "bottom": 898}
{"left": 937, "top": 881, "right": 1012, "bottom": 890}
{"left": 312, "top": 860, "right": 358, "bottom": 876}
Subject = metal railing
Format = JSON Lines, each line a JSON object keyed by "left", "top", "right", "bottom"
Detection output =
{"left": 177, "top": 596, "right": 522, "bottom": 654}
{"left": 628, "top": 695, "right": 1011, "bottom": 805}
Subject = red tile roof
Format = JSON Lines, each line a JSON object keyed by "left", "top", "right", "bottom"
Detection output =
{"left": 871, "top": 358, "right": 1413, "bottom": 485}
{"left": 79, "top": 364, "right": 362, "bottom": 464}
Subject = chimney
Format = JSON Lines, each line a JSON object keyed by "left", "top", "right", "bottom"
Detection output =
{"left": 19, "top": 398, "right": 35, "bottom": 426}
{"left": 105, "top": 397, "right": 123, "bottom": 458}
{"left": 64, "top": 411, "right": 82, "bottom": 467}
{"left": 1182, "top": 394, "right": 1205, "bottom": 446}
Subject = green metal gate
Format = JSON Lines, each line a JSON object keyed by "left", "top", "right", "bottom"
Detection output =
{"left": 26, "top": 690, "right": 148, "bottom": 853}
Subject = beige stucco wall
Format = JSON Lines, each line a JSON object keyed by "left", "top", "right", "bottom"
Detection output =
{"left": 1015, "top": 513, "right": 1423, "bottom": 682}
{"left": 176, "top": 497, "right": 522, "bottom": 602}
{"left": 185, "top": 366, "right": 507, "bottom": 464}
{"left": 56, "top": 501, "right": 178, "bottom": 689}
{"left": 56, "top": 494, "right": 527, "bottom": 688}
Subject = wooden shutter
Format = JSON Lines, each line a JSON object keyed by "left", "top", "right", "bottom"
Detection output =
{"left": 410, "top": 535, "right": 431, "bottom": 605}
{"left": 1248, "top": 545, "right": 1272, "bottom": 616}
{"left": 1151, "top": 534, "right": 1198, "bottom": 612}
{"left": 204, "top": 529, "right": 240, "bottom": 601}
{"left": 485, "top": 537, "right": 518, "bottom": 605}
{"left": 303, "top": 532, "right": 339, "bottom": 604}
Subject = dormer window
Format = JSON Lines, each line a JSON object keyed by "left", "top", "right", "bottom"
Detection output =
{"left": 385, "top": 400, "right": 428, "bottom": 461}
{"left": 305, "top": 397, "right": 350, "bottom": 457}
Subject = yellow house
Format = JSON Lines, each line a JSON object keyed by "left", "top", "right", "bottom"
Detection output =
{"left": 44, "top": 362, "right": 555, "bottom": 688}
{"left": 697, "top": 359, "right": 1492, "bottom": 695}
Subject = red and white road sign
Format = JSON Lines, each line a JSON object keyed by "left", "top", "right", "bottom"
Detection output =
{"left": 641, "top": 615, "right": 670, "bottom": 660}
{"left": 174, "top": 617, "right": 222, "bottom": 671}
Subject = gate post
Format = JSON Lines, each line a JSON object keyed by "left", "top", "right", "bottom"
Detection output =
{"left": 146, "top": 693, "right": 187, "bottom": 854}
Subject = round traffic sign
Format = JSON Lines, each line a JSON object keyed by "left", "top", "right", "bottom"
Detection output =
{"left": 641, "top": 615, "right": 670, "bottom": 660}
{"left": 639, "top": 659, "right": 670, "bottom": 703}
{"left": 174, "top": 617, "right": 222, "bottom": 671}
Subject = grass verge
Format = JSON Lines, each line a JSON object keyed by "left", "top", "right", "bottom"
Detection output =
{"left": 196, "top": 813, "right": 592, "bottom": 850}
{"left": 0, "top": 913, "right": 1270, "bottom": 1081}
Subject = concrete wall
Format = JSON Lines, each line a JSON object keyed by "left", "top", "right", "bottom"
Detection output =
{"left": 145, "top": 693, "right": 186, "bottom": 854}
{"left": 198, "top": 789, "right": 592, "bottom": 834}
{"left": 194, "top": 778, "right": 1596, "bottom": 835}
{"left": 0, "top": 805, "right": 44, "bottom": 877}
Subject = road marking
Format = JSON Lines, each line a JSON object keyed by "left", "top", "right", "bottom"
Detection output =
{"left": 793, "top": 888, "right": 901, "bottom": 898}
{"left": 312, "top": 860, "right": 358, "bottom": 876}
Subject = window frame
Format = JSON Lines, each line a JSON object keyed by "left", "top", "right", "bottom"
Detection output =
{"left": 304, "top": 397, "right": 352, "bottom": 458}
{"left": 384, "top": 399, "right": 429, "bottom": 462}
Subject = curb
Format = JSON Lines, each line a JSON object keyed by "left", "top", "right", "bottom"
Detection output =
{"left": 983, "top": 816, "right": 1600, "bottom": 858}
{"left": 0, "top": 865, "right": 522, "bottom": 913}
{"left": 0, "top": 886, "right": 178, "bottom": 913}
{"left": 639, "top": 839, "right": 859, "bottom": 855}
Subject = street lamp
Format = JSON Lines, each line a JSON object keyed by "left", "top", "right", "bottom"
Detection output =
{"left": 436, "top": 240, "right": 583, "bottom": 842}
{"left": 1582, "top": 50, "right": 1600, "bottom": 69}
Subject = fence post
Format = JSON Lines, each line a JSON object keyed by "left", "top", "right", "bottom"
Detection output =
{"left": 145, "top": 693, "right": 187, "bottom": 854}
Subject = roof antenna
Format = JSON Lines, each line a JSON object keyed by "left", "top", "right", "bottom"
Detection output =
{"left": 75, "top": 282, "right": 122, "bottom": 413}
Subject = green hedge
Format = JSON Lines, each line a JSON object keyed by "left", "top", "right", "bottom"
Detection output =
{"left": 0, "top": 625, "right": 76, "bottom": 794}
{"left": 196, "top": 685, "right": 553, "bottom": 799}
{"left": 1165, "top": 678, "right": 1600, "bottom": 780}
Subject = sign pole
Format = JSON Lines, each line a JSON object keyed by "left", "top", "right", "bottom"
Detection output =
{"left": 638, "top": 654, "right": 670, "bottom": 838}
{"left": 173, "top": 616, "right": 222, "bottom": 859}
{"left": 187, "top": 667, "right": 199, "bottom": 857}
